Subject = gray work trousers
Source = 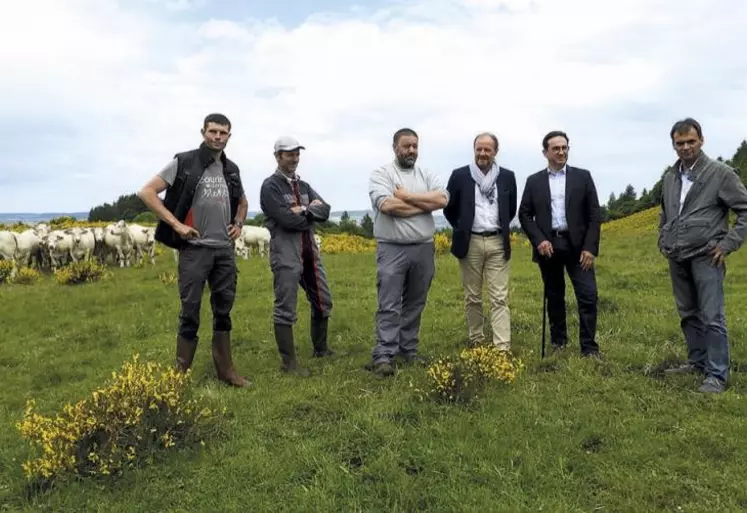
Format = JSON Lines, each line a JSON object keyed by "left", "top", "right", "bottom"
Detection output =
{"left": 372, "top": 241, "right": 435, "bottom": 364}
{"left": 669, "top": 255, "right": 730, "bottom": 383}
{"left": 270, "top": 232, "right": 333, "bottom": 326}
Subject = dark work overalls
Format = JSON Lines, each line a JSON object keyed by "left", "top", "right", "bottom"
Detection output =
{"left": 259, "top": 169, "right": 334, "bottom": 375}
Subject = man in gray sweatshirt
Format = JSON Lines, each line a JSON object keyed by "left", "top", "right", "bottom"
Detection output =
{"left": 260, "top": 136, "right": 334, "bottom": 377}
{"left": 366, "top": 128, "right": 449, "bottom": 376}
{"left": 659, "top": 117, "right": 747, "bottom": 393}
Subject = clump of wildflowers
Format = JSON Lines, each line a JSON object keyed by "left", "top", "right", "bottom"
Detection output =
{"left": 16, "top": 354, "right": 225, "bottom": 485}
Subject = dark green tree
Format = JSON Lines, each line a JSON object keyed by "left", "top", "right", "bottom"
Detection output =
{"left": 360, "top": 213, "right": 374, "bottom": 238}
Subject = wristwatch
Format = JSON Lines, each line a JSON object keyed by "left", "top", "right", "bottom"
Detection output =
{"left": 233, "top": 219, "right": 244, "bottom": 229}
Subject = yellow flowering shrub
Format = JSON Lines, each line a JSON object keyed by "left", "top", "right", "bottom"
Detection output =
{"left": 0, "top": 260, "right": 14, "bottom": 284}
{"left": 425, "top": 345, "right": 523, "bottom": 403}
{"left": 54, "top": 260, "right": 107, "bottom": 285}
{"left": 320, "top": 233, "right": 377, "bottom": 254}
{"left": 16, "top": 354, "right": 225, "bottom": 484}
{"left": 319, "top": 232, "right": 456, "bottom": 255}
{"left": 601, "top": 207, "right": 659, "bottom": 237}
{"left": 12, "top": 266, "right": 41, "bottom": 285}
{"left": 434, "top": 232, "right": 450, "bottom": 254}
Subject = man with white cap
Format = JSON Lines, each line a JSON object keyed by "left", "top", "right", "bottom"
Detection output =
{"left": 259, "top": 136, "right": 334, "bottom": 377}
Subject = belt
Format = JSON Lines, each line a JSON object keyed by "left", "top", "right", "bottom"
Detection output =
{"left": 551, "top": 229, "right": 569, "bottom": 237}
{"left": 472, "top": 230, "right": 501, "bottom": 237}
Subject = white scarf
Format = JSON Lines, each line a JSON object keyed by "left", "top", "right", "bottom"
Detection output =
{"left": 469, "top": 160, "right": 499, "bottom": 198}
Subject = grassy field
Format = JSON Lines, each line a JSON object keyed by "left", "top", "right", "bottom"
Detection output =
{"left": 3, "top": 209, "right": 747, "bottom": 512}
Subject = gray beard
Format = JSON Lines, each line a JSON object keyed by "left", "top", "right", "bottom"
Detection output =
{"left": 397, "top": 156, "right": 415, "bottom": 169}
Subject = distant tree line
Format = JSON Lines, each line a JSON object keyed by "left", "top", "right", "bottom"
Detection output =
{"left": 88, "top": 193, "right": 155, "bottom": 223}
{"left": 601, "top": 140, "right": 747, "bottom": 222}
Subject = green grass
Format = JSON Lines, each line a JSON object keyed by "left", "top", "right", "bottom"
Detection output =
{"left": 3, "top": 228, "right": 747, "bottom": 512}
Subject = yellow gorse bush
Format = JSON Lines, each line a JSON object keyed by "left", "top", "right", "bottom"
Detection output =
{"left": 0, "top": 260, "right": 13, "bottom": 284}
{"left": 320, "top": 234, "right": 377, "bottom": 254}
{"left": 434, "top": 232, "right": 450, "bottom": 254}
{"left": 319, "top": 232, "right": 454, "bottom": 255}
{"left": 601, "top": 207, "right": 659, "bottom": 237}
{"left": 426, "top": 345, "right": 523, "bottom": 403}
{"left": 54, "top": 260, "right": 107, "bottom": 285}
{"left": 16, "top": 354, "right": 224, "bottom": 483}
{"left": 318, "top": 232, "right": 528, "bottom": 255}
{"left": 459, "top": 345, "right": 523, "bottom": 383}
{"left": 12, "top": 266, "right": 41, "bottom": 285}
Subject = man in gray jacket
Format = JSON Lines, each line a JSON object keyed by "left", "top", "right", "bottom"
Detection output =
{"left": 659, "top": 117, "right": 747, "bottom": 393}
{"left": 366, "top": 128, "right": 449, "bottom": 377}
{"left": 260, "top": 136, "right": 334, "bottom": 377}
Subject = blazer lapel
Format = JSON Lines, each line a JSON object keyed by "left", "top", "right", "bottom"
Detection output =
{"left": 496, "top": 169, "right": 506, "bottom": 224}
{"left": 465, "top": 170, "right": 476, "bottom": 219}
{"left": 564, "top": 166, "right": 577, "bottom": 212}
{"left": 539, "top": 170, "right": 551, "bottom": 212}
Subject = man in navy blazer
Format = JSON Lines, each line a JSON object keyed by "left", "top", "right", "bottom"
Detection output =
{"left": 444, "top": 132, "right": 517, "bottom": 351}
{"left": 518, "top": 130, "right": 602, "bottom": 358}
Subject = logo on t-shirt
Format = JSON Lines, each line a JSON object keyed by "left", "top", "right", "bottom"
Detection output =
{"left": 199, "top": 175, "right": 229, "bottom": 200}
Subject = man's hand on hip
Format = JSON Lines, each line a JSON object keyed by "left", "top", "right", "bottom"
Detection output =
{"left": 227, "top": 224, "right": 242, "bottom": 240}
{"left": 175, "top": 222, "right": 199, "bottom": 240}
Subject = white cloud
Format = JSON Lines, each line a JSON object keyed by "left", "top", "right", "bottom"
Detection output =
{"left": 1, "top": 0, "right": 745, "bottom": 213}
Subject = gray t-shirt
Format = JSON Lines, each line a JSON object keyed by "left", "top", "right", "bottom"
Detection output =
{"left": 158, "top": 158, "right": 232, "bottom": 248}
{"left": 368, "top": 160, "right": 449, "bottom": 244}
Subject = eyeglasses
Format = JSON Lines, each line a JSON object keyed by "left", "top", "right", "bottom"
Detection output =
{"left": 549, "top": 145, "right": 569, "bottom": 153}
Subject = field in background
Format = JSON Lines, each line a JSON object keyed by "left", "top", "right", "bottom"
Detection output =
{"left": 2, "top": 208, "right": 747, "bottom": 512}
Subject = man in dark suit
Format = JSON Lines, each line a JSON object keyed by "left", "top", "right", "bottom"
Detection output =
{"left": 518, "top": 130, "right": 602, "bottom": 357}
{"left": 444, "top": 132, "right": 517, "bottom": 351}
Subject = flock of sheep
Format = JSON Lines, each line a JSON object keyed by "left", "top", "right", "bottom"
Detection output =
{"left": 0, "top": 221, "right": 288, "bottom": 276}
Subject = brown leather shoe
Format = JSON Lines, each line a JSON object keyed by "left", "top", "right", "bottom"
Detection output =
{"left": 211, "top": 331, "right": 252, "bottom": 388}
{"left": 176, "top": 335, "right": 198, "bottom": 372}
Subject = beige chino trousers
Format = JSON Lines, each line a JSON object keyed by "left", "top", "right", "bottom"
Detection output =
{"left": 458, "top": 234, "right": 510, "bottom": 350}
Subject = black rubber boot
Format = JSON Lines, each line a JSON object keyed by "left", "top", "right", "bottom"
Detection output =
{"left": 311, "top": 316, "right": 334, "bottom": 357}
{"left": 176, "top": 335, "right": 198, "bottom": 372}
{"left": 274, "top": 323, "right": 311, "bottom": 377}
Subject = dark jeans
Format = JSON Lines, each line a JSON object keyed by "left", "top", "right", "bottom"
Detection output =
{"left": 177, "top": 244, "right": 237, "bottom": 340}
{"left": 538, "top": 235, "right": 599, "bottom": 355}
{"left": 669, "top": 255, "right": 729, "bottom": 383}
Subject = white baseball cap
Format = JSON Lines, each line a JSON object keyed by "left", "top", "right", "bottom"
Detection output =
{"left": 274, "top": 136, "right": 306, "bottom": 152}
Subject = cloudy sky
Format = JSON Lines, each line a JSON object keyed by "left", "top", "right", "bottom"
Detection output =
{"left": 2, "top": 0, "right": 745, "bottom": 214}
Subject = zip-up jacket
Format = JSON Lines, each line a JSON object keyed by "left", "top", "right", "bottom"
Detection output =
{"left": 659, "top": 152, "right": 747, "bottom": 262}
{"left": 259, "top": 170, "right": 330, "bottom": 263}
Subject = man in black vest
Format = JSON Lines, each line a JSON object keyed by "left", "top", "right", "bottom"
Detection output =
{"left": 260, "top": 136, "right": 334, "bottom": 377}
{"left": 444, "top": 132, "right": 517, "bottom": 351}
{"left": 138, "top": 113, "right": 250, "bottom": 388}
{"left": 518, "top": 130, "right": 602, "bottom": 358}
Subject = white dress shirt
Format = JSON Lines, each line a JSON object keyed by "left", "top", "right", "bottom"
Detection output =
{"left": 472, "top": 182, "right": 499, "bottom": 232}
{"left": 548, "top": 166, "right": 568, "bottom": 230}
{"left": 679, "top": 162, "right": 695, "bottom": 214}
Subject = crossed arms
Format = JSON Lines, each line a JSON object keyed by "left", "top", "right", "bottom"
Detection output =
{"left": 369, "top": 168, "right": 449, "bottom": 217}
{"left": 259, "top": 179, "right": 331, "bottom": 231}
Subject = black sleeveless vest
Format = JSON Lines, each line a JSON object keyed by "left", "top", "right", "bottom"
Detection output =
{"left": 154, "top": 143, "right": 242, "bottom": 249}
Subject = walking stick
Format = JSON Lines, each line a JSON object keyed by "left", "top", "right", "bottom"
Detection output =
{"left": 541, "top": 281, "right": 547, "bottom": 359}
